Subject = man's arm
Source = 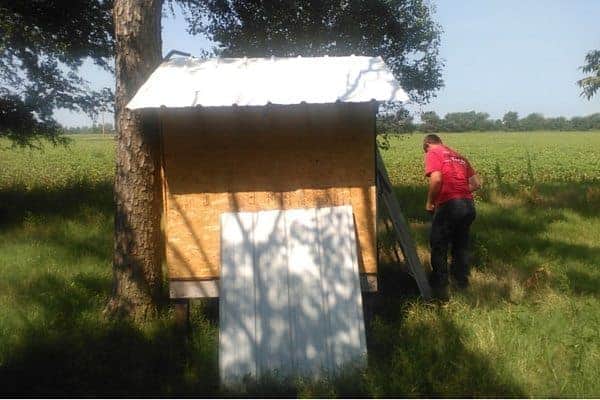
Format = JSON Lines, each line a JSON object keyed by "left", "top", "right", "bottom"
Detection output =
{"left": 465, "top": 159, "right": 481, "bottom": 192}
{"left": 469, "top": 174, "right": 482, "bottom": 192}
{"left": 426, "top": 171, "right": 442, "bottom": 212}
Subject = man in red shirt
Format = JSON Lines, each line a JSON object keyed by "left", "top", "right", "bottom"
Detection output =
{"left": 423, "top": 134, "right": 481, "bottom": 298}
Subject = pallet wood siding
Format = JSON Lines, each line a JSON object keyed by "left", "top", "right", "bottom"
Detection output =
{"left": 161, "top": 103, "right": 376, "bottom": 280}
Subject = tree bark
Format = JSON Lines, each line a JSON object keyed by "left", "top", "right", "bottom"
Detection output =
{"left": 107, "top": 0, "right": 163, "bottom": 321}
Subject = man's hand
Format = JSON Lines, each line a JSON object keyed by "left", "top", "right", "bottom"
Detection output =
{"left": 469, "top": 174, "right": 482, "bottom": 192}
{"left": 426, "top": 171, "right": 442, "bottom": 214}
{"left": 425, "top": 201, "right": 435, "bottom": 214}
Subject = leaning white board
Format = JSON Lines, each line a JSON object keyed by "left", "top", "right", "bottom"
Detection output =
{"left": 219, "top": 205, "right": 367, "bottom": 385}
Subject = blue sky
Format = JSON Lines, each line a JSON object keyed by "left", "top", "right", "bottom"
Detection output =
{"left": 54, "top": 0, "right": 599, "bottom": 127}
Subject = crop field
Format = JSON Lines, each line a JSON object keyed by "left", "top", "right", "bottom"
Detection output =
{"left": 0, "top": 131, "right": 599, "bottom": 396}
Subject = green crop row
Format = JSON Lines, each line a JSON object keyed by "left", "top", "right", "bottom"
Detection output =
{"left": 380, "top": 131, "right": 600, "bottom": 187}
{"left": 0, "top": 135, "right": 115, "bottom": 190}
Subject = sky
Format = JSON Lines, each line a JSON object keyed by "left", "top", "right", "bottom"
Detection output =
{"left": 53, "top": 0, "right": 600, "bottom": 127}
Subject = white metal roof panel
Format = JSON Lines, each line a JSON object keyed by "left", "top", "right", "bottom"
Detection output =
{"left": 219, "top": 205, "right": 366, "bottom": 384}
{"left": 127, "top": 55, "right": 408, "bottom": 109}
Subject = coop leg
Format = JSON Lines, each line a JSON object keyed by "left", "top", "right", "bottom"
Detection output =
{"left": 174, "top": 299, "right": 190, "bottom": 332}
{"left": 362, "top": 291, "right": 378, "bottom": 339}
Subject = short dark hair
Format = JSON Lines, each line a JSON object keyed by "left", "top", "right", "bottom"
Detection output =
{"left": 423, "top": 134, "right": 442, "bottom": 144}
{"left": 423, "top": 134, "right": 442, "bottom": 152}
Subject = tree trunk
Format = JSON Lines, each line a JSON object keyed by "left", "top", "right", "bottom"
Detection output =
{"left": 107, "top": 0, "right": 163, "bottom": 321}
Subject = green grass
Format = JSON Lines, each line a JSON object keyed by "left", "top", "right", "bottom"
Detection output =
{"left": 0, "top": 132, "right": 599, "bottom": 396}
{"left": 377, "top": 132, "right": 600, "bottom": 397}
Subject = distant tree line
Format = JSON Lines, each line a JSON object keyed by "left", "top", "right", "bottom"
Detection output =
{"left": 64, "top": 112, "right": 600, "bottom": 135}
{"left": 62, "top": 123, "right": 115, "bottom": 135}
{"left": 379, "top": 110, "right": 600, "bottom": 133}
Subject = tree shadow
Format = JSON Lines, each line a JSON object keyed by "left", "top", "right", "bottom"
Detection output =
{"left": 1, "top": 161, "right": 594, "bottom": 396}
{"left": 0, "top": 268, "right": 218, "bottom": 396}
{"left": 366, "top": 304, "right": 525, "bottom": 397}
{"left": 485, "top": 160, "right": 598, "bottom": 219}
{"left": 0, "top": 181, "right": 114, "bottom": 229}
{"left": 395, "top": 184, "right": 600, "bottom": 305}
{"left": 218, "top": 206, "right": 367, "bottom": 389}
{"left": 533, "top": 181, "right": 600, "bottom": 218}
{"left": 566, "top": 269, "right": 600, "bottom": 298}
{"left": 362, "top": 192, "right": 526, "bottom": 396}
{"left": 0, "top": 237, "right": 527, "bottom": 398}
{"left": 0, "top": 272, "right": 219, "bottom": 396}
{"left": 0, "top": 179, "right": 221, "bottom": 396}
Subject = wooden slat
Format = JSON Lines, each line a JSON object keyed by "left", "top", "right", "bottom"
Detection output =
{"left": 285, "top": 208, "right": 331, "bottom": 376}
{"left": 254, "top": 209, "right": 293, "bottom": 377}
{"left": 168, "top": 274, "right": 376, "bottom": 299}
{"left": 316, "top": 206, "right": 366, "bottom": 369}
{"left": 376, "top": 149, "right": 432, "bottom": 300}
{"left": 219, "top": 211, "right": 257, "bottom": 384}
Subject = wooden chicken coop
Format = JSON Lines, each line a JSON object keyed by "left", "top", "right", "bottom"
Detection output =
{"left": 126, "top": 54, "right": 428, "bottom": 300}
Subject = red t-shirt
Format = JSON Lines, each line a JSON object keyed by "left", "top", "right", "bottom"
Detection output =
{"left": 424, "top": 145, "right": 475, "bottom": 205}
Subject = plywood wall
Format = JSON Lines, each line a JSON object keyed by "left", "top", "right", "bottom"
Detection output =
{"left": 161, "top": 103, "right": 376, "bottom": 280}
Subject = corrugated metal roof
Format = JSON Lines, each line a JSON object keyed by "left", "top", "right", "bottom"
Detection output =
{"left": 126, "top": 55, "right": 408, "bottom": 109}
{"left": 219, "top": 205, "right": 367, "bottom": 384}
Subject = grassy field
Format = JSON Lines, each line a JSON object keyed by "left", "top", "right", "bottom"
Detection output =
{"left": 0, "top": 131, "right": 599, "bottom": 396}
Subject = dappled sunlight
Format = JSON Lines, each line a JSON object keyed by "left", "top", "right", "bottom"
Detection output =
{"left": 0, "top": 133, "right": 599, "bottom": 395}
{"left": 467, "top": 269, "right": 526, "bottom": 306}
{"left": 366, "top": 304, "right": 525, "bottom": 397}
{"left": 485, "top": 191, "right": 528, "bottom": 208}
{"left": 376, "top": 132, "right": 599, "bottom": 396}
{"left": 220, "top": 206, "right": 366, "bottom": 386}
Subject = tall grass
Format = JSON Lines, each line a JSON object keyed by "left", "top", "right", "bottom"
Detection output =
{"left": 0, "top": 132, "right": 598, "bottom": 396}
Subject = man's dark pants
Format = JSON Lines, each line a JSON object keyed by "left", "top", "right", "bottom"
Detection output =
{"left": 430, "top": 198, "right": 476, "bottom": 288}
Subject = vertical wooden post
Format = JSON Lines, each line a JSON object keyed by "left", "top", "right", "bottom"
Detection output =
{"left": 174, "top": 299, "right": 190, "bottom": 331}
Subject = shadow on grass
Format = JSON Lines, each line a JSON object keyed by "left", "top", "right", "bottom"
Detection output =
{"left": 0, "top": 262, "right": 526, "bottom": 397}
{"left": 0, "top": 272, "right": 219, "bottom": 396}
{"left": 0, "top": 181, "right": 219, "bottom": 396}
{"left": 356, "top": 257, "right": 525, "bottom": 397}
{"left": 0, "top": 177, "right": 595, "bottom": 396}
{"left": 367, "top": 304, "right": 525, "bottom": 397}
{"left": 212, "top": 260, "right": 526, "bottom": 397}
{"left": 0, "top": 181, "right": 114, "bottom": 229}
{"left": 566, "top": 269, "right": 600, "bottom": 298}
{"left": 393, "top": 180, "right": 600, "bottom": 225}
{"left": 392, "top": 182, "right": 599, "bottom": 290}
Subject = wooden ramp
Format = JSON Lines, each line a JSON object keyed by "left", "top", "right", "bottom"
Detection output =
{"left": 219, "top": 205, "right": 367, "bottom": 384}
{"left": 376, "top": 149, "right": 432, "bottom": 300}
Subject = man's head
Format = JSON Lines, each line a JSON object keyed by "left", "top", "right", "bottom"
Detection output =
{"left": 423, "top": 134, "right": 443, "bottom": 153}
